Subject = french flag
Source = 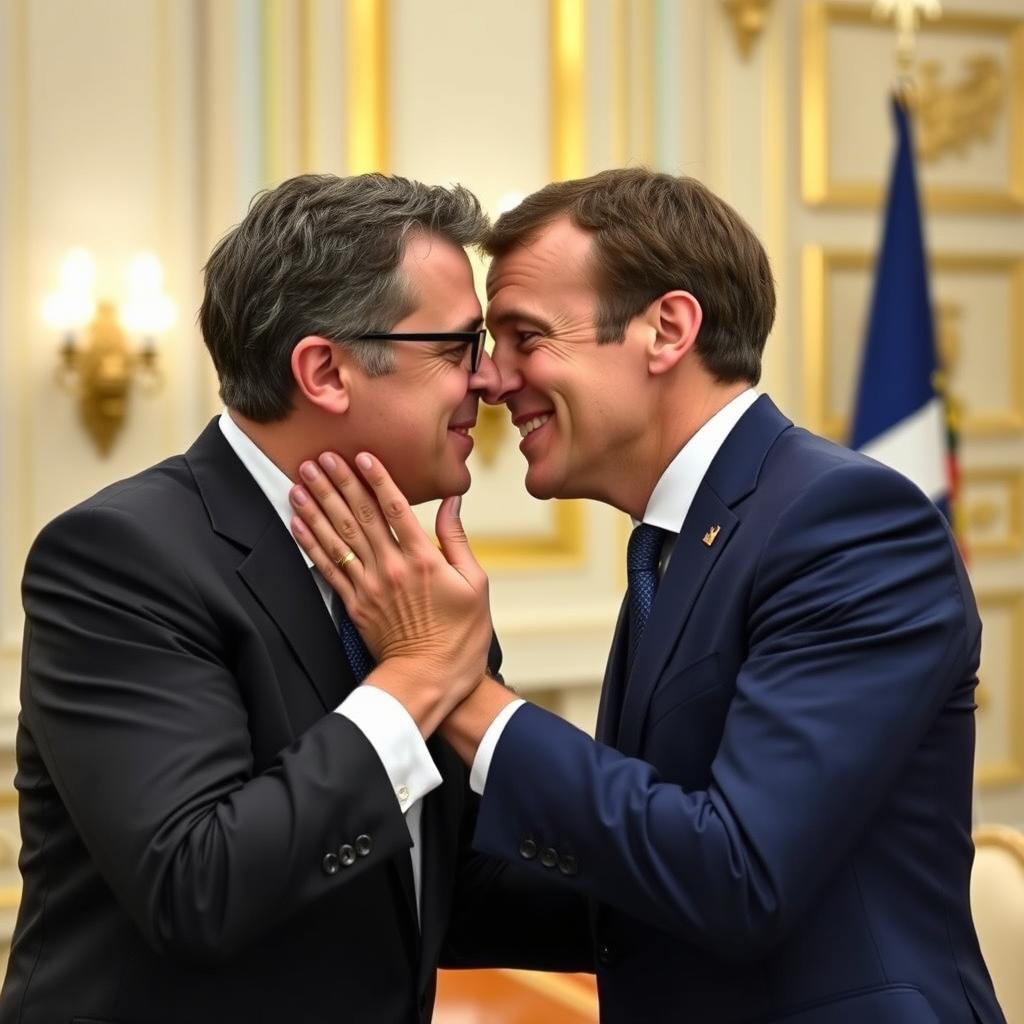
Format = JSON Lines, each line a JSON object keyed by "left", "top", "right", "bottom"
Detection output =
{"left": 850, "top": 95, "right": 956, "bottom": 524}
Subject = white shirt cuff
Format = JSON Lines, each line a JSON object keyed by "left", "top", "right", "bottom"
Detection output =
{"left": 469, "top": 698, "right": 526, "bottom": 796}
{"left": 336, "top": 685, "right": 442, "bottom": 814}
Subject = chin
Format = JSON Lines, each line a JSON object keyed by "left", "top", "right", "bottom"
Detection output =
{"left": 524, "top": 468, "right": 559, "bottom": 501}
{"left": 410, "top": 467, "right": 471, "bottom": 505}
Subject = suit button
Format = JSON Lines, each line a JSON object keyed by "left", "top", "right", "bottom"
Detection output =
{"left": 540, "top": 847, "right": 558, "bottom": 868}
{"left": 558, "top": 854, "right": 578, "bottom": 876}
{"left": 339, "top": 844, "right": 356, "bottom": 867}
{"left": 519, "top": 839, "right": 538, "bottom": 860}
{"left": 355, "top": 834, "right": 372, "bottom": 857}
{"left": 322, "top": 852, "right": 340, "bottom": 876}
{"left": 598, "top": 943, "right": 613, "bottom": 965}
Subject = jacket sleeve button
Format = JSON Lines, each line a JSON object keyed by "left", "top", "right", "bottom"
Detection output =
{"left": 519, "top": 838, "right": 538, "bottom": 860}
{"left": 355, "top": 834, "right": 372, "bottom": 857}
{"left": 339, "top": 844, "right": 356, "bottom": 867}
{"left": 558, "top": 854, "right": 578, "bottom": 876}
{"left": 322, "top": 852, "right": 340, "bottom": 876}
{"left": 540, "top": 847, "right": 558, "bottom": 868}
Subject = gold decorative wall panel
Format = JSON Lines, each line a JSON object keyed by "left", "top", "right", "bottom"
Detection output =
{"left": 802, "top": 247, "right": 1024, "bottom": 442}
{"left": 975, "top": 589, "right": 1024, "bottom": 788}
{"left": 801, "top": 2, "right": 1024, "bottom": 210}
{"left": 962, "top": 467, "right": 1024, "bottom": 558}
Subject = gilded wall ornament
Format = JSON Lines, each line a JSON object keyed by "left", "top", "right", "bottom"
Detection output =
{"left": 910, "top": 55, "right": 1006, "bottom": 163}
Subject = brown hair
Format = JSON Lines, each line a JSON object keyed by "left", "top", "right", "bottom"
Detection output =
{"left": 485, "top": 168, "right": 775, "bottom": 384}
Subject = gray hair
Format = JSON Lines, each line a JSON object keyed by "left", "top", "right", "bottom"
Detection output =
{"left": 200, "top": 173, "right": 489, "bottom": 421}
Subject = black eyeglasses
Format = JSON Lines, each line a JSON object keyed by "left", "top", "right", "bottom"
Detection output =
{"left": 354, "top": 329, "right": 487, "bottom": 372}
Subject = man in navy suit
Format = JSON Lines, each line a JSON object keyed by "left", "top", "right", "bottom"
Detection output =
{"left": 291, "top": 168, "right": 1004, "bottom": 1023}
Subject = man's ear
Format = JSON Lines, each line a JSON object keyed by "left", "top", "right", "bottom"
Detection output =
{"left": 291, "top": 335, "right": 351, "bottom": 414}
{"left": 644, "top": 291, "right": 703, "bottom": 376}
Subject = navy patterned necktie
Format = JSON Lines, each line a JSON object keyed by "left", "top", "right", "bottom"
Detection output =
{"left": 627, "top": 523, "right": 667, "bottom": 669}
{"left": 331, "top": 591, "right": 374, "bottom": 684}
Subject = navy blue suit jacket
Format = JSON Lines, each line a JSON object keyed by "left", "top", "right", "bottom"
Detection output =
{"left": 474, "top": 396, "right": 1003, "bottom": 1023}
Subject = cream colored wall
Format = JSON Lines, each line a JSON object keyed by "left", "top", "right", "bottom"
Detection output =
{"left": 0, "top": 0, "right": 1022, "bottom": 902}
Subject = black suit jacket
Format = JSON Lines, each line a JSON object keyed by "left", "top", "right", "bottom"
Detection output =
{"left": 1, "top": 419, "right": 590, "bottom": 1024}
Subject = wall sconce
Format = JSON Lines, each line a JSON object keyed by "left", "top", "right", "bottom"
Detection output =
{"left": 44, "top": 249, "right": 174, "bottom": 456}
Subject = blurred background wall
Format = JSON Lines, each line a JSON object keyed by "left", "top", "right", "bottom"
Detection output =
{"left": 0, "top": 0, "right": 1022, "bottom": 953}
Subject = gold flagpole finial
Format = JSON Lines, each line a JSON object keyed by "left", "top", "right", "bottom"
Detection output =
{"left": 873, "top": 0, "right": 942, "bottom": 72}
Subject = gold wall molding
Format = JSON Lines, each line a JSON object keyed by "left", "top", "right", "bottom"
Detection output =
{"left": 975, "top": 589, "right": 1024, "bottom": 788}
{"left": 801, "top": 2, "right": 1024, "bottom": 210}
{"left": 962, "top": 466, "right": 1024, "bottom": 558}
{"left": 721, "top": 0, "right": 772, "bottom": 61}
{"left": 347, "top": 0, "right": 389, "bottom": 174}
{"left": 1, "top": 0, "right": 29, "bottom": 657}
{"left": 550, "top": 0, "right": 585, "bottom": 180}
{"left": 802, "top": 247, "right": 1024, "bottom": 441}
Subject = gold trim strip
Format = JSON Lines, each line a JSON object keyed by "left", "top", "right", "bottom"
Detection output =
{"left": 636, "top": 0, "right": 654, "bottom": 166}
{"left": 346, "top": 0, "right": 389, "bottom": 174}
{"left": 611, "top": 0, "right": 628, "bottom": 164}
{"left": 975, "top": 589, "right": 1024, "bottom": 789}
{"left": 262, "top": 0, "right": 287, "bottom": 183}
{"left": 2, "top": 0, "right": 30, "bottom": 655}
{"left": 299, "top": 0, "right": 316, "bottom": 172}
{"left": 550, "top": 0, "right": 585, "bottom": 180}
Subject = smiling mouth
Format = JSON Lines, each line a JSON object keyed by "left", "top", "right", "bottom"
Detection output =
{"left": 517, "top": 413, "right": 552, "bottom": 439}
{"left": 448, "top": 422, "right": 475, "bottom": 436}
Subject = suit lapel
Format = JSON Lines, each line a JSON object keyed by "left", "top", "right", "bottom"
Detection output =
{"left": 615, "top": 396, "right": 792, "bottom": 757}
{"left": 237, "top": 536, "right": 357, "bottom": 711}
{"left": 186, "top": 418, "right": 357, "bottom": 713}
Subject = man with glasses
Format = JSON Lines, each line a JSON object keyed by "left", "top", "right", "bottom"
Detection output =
{"left": 2, "top": 173, "right": 588, "bottom": 1024}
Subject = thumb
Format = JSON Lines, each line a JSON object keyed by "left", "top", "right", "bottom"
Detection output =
{"left": 436, "top": 495, "right": 480, "bottom": 579}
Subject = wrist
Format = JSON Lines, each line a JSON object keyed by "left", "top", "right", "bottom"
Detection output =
{"left": 440, "top": 677, "right": 519, "bottom": 765}
{"left": 365, "top": 658, "right": 447, "bottom": 738}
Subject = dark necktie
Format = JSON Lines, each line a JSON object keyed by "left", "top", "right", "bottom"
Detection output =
{"left": 331, "top": 591, "right": 374, "bottom": 684}
{"left": 627, "top": 523, "right": 666, "bottom": 669}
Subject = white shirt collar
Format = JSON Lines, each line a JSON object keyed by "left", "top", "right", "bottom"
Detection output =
{"left": 641, "top": 388, "right": 759, "bottom": 533}
{"left": 217, "top": 410, "right": 314, "bottom": 569}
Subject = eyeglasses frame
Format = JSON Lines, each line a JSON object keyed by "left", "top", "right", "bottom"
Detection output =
{"left": 353, "top": 329, "right": 486, "bottom": 372}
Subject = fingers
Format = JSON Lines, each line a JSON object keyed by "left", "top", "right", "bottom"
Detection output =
{"left": 290, "top": 513, "right": 360, "bottom": 609}
{"left": 435, "top": 495, "right": 485, "bottom": 586}
{"left": 314, "top": 452, "right": 398, "bottom": 563}
{"left": 290, "top": 465, "right": 374, "bottom": 570}
{"left": 353, "top": 453, "right": 433, "bottom": 555}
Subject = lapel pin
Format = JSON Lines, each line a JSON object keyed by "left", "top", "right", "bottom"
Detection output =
{"left": 702, "top": 524, "right": 721, "bottom": 547}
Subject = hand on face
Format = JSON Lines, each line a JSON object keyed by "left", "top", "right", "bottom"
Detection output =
{"left": 289, "top": 452, "right": 493, "bottom": 731}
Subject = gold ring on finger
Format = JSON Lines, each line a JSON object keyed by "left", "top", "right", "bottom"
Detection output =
{"left": 335, "top": 550, "right": 358, "bottom": 570}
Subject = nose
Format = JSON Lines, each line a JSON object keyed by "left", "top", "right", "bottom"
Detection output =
{"left": 470, "top": 345, "right": 522, "bottom": 406}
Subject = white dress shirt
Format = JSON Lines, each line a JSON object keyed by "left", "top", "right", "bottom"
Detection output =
{"left": 218, "top": 412, "right": 441, "bottom": 920}
{"left": 469, "top": 388, "right": 759, "bottom": 794}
